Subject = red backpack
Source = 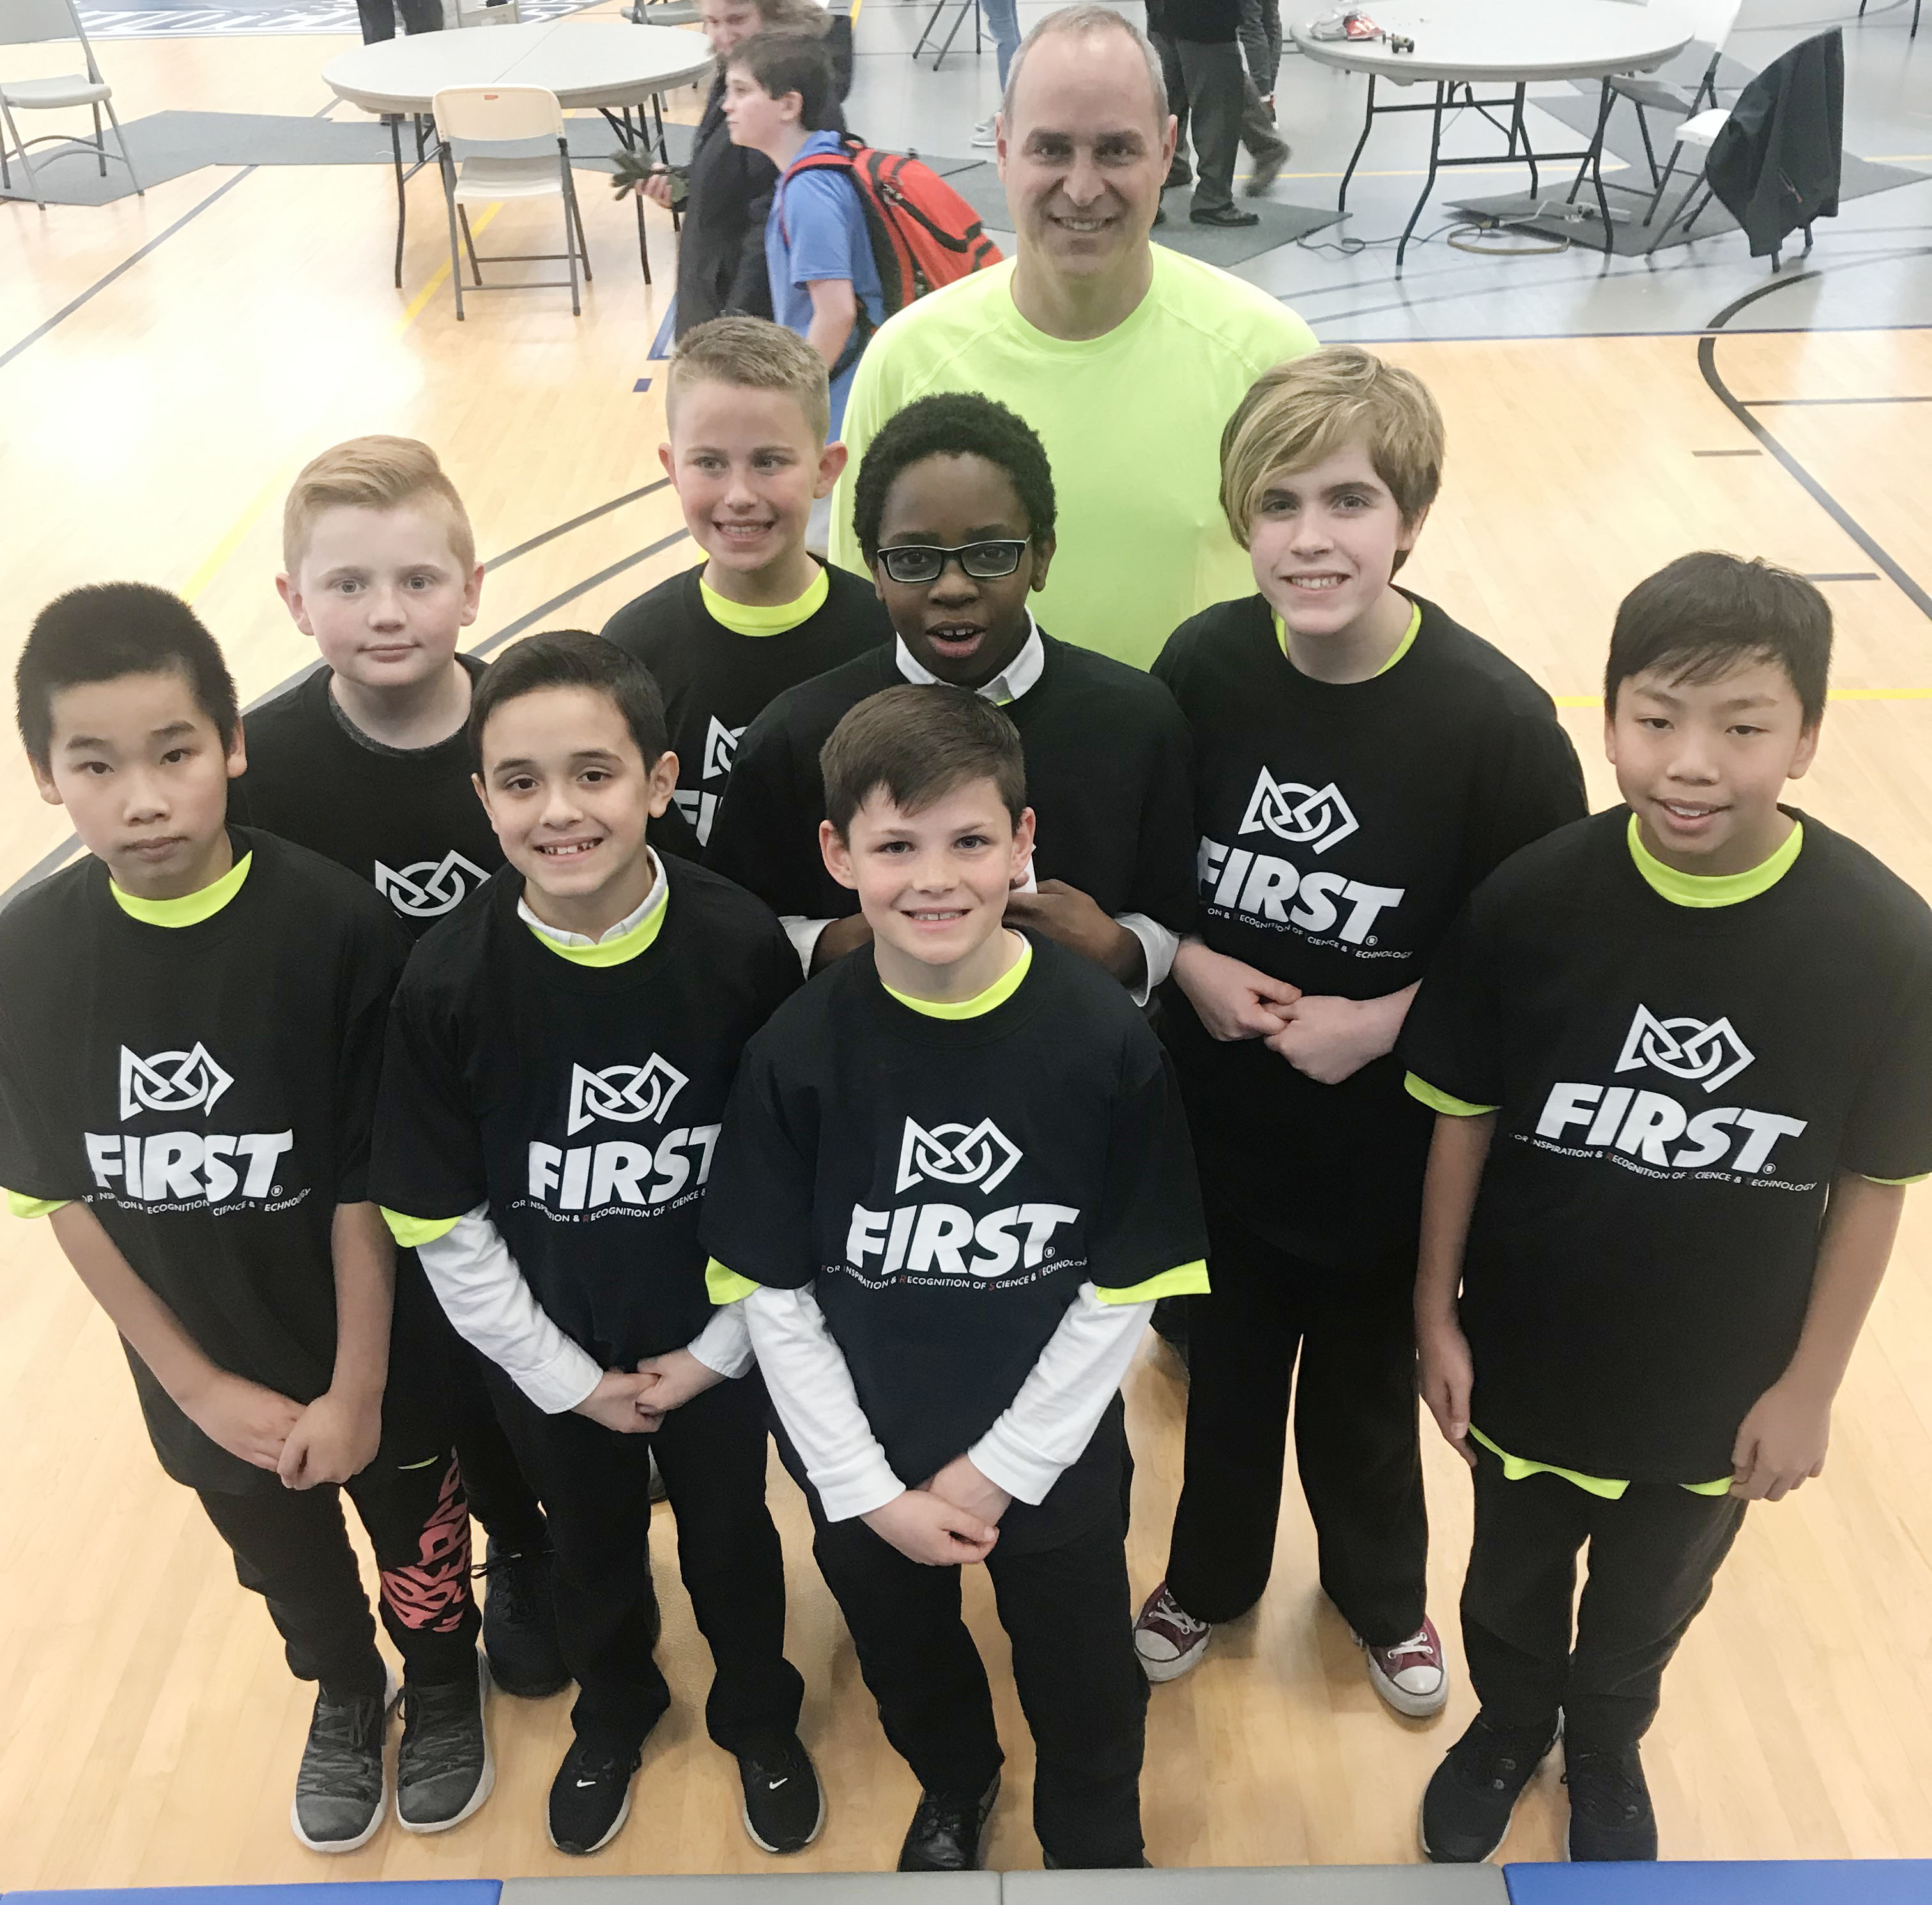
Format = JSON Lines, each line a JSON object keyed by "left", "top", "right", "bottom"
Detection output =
{"left": 780, "top": 136, "right": 1003, "bottom": 372}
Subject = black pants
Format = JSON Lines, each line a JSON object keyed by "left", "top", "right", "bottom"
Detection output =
{"left": 486, "top": 1366, "right": 802, "bottom": 1757}
{"left": 1165, "top": 1204, "right": 1428, "bottom": 1644}
{"left": 356, "top": 0, "right": 440, "bottom": 42}
{"left": 1153, "top": 34, "right": 1246, "bottom": 213}
{"left": 808, "top": 1494, "right": 1147, "bottom": 1869}
{"left": 1462, "top": 1442, "right": 1746, "bottom": 1750}
{"left": 408, "top": 1269, "right": 549, "bottom": 1554}
{"left": 199, "top": 1448, "right": 480, "bottom": 1704}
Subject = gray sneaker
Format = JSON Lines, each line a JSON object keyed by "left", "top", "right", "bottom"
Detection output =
{"left": 291, "top": 1683, "right": 390, "bottom": 1853}
{"left": 397, "top": 1651, "right": 494, "bottom": 1833}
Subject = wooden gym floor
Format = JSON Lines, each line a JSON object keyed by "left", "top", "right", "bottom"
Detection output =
{"left": 4, "top": 14, "right": 1932, "bottom": 1885}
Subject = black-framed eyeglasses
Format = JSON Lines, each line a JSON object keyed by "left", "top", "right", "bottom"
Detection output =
{"left": 875, "top": 540, "right": 1029, "bottom": 586}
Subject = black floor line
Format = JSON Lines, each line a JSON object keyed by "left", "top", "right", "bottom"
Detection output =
{"left": 0, "top": 100, "right": 336, "bottom": 376}
{"left": 1805, "top": 572, "right": 1882, "bottom": 581}
{"left": 1700, "top": 275, "right": 1932, "bottom": 624}
{"left": 469, "top": 527, "right": 690, "bottom": 658}
{"left": 480, "top": 477, "right": 671, "bottom": 572}
{"left": 1744, "top": 394, "right": 1932, "bottom": 406}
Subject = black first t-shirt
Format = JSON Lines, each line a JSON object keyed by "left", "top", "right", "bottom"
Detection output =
{"left": 1152, "top": 593, "right": 1586, "bottom": 1273}
{"left": 372, "top": 854, "right": 799, "bottom": 1367}
{"left": 702, "top": 933, "right": 1208, "bottom": 1543}
{"left": 0, "top": 830, "right": 415, "bottom": 1492}
{"left": 601, "top": 561, "right": 893, "bottom": 849}
{"left": 229, "top": 654, "right": 504, "bottom": 938}
{"left": 1400, "top": 808, "right": 1932, "bottom": 1483}
{"left": 705, "top": 632, "right": 1199, "bottom": 937}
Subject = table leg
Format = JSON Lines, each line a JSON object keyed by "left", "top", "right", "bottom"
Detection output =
{"left": 910, "top": 0, "right": 949, "bottom": 61}
{"left": 1584, "top": 77, "right": 1615, "bottom": 255}
{"left": 1395, "top": 80, "right": 1445, "bottom": 271}
{"left": 1337, "top": 72, "right": 1376, "bottom": 214}
{"left": 391, "top": 114, "right": 407, "bottom": 290}
{"left": 1514, "top": 84, "right": 1538, "bottom": 201}
{"left": 933, "top": 0, "right": 974, "bottom": 71}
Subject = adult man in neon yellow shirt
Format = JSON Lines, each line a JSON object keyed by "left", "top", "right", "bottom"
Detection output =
{"left": 828, "top": 2, "right": 1317, "bottom": 670}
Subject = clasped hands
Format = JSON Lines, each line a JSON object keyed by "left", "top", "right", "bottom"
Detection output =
{"left": 1172, "top": 940, "right": 1403, "bottom": 1084}
{"left": 572, "top": 1348, "right": 724, "bottom": 1434}
{"left": 862, "top": 1455, "right": 1013, "bottom": 1567}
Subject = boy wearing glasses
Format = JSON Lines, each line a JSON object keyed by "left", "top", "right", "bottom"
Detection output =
{"left": 706, "top": 393, "right": 1196, "bottom": 994}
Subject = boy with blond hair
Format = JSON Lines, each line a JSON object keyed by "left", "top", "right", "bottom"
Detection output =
{"left": 231, "top": 435, "right": 565, "bottom": 1699}
{"left": 601, "top": 318, "right": 889, "bottom": 850}
{"left": 1132, "top": 348, "right": 1588, "bottom": 1717}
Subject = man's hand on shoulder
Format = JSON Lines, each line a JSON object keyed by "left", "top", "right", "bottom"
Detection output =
{"left": 1730, "top": 1379, "right": 1831, "bottom": 1501}
{"left": 862, "top": 1488, "right": 999, "bottom": 1566}
{"left": 180, "top": 1370, "right": 305, "bottom": 1473}
{"left": 278, "top": 1384, "right": 383, "bottom": 1490}
{"left": 924, "top": 1453, "right": 1013, "bottom": 1527}
{"left": 1172, "top": 938, "right": 1298, "bottom": 1040}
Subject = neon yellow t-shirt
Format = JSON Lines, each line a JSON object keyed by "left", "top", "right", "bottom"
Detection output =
{"left": 829, "top": 252, "right": 1318, "bottom": 670}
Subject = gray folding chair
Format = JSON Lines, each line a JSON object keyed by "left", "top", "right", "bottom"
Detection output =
{"left": 0, "top": 0, "right": 141, "bottom": 208}
{"left": 432, "top": 84, "right": 590, "bottom": 319}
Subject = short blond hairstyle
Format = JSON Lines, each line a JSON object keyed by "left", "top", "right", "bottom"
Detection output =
{"left": 666, "top": 316, "right": 831, "bottom": 446}
{"left": 282, "top": 436, "right": 475, "bottom": 575}
{"left": 1220, "top": 347, "right": 1445, "bottom": 562}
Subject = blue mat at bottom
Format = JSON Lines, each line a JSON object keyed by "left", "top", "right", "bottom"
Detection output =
{"left": 3, "top": 1887, "right": 501, "bottom": 1905}
{"left": 1504, "top": 1862, "right": 1932, "bottom": 1903}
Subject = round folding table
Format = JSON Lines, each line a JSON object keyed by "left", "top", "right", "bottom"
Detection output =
{"left": 1291, "top": 0, "right": 1694, "bottom": 266}
{"left": 324, "top": 20, "right": 715, "bottom": 284}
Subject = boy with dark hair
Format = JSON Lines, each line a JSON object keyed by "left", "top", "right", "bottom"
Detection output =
{"left": 371, "top": 630, "right": 817, "bottom": 1858}
{"left": 705, "top": 391, "right": 1195, "bottom": 997}
{"left": 723, "top": 32, "right": 887, "bottom": 439}
{"left": 231, "top": 433, "right": 565, "bottom": 1702}
{"left": 1405, "top": 553, "right": 1932, "bottom": 1863}
{"left": 3, "top": 583, "right": 490, "bottom": 1855}
{"left": 601, "top": 317, "right": 891, "bottom": 849}
{"left": 703, "top": 681, "right": 1209, "bottom": 1872}
{"left": 1134, "top": 348, "right": 1588, "bottom": 1717}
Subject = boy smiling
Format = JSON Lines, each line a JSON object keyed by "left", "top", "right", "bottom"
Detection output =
{"left": 702, "top": 684, "right": 1208, "bottom": 1871}
{"left": 705, "top": 391, "right": 1193, "bottom": 992}
{"left": 372, "top": 632, "right": 816, "bottom": 1859}
{"left": 1135, "top": 348, "right": 1586, "bottom": 1714}
{"left": 1404, "top": 553, "right": 1932, "bottom": 1864}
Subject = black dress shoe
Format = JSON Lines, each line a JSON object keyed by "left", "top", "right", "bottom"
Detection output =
{"left": 1191, "top": 203, "right": 1261, "bottom": 227}
{"left": 898, "top": 1773, "right": 1000, "bottom": 1871}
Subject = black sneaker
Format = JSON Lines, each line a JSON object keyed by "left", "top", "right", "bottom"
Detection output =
{"left": 736, "top": 1732, "right": 825, "bottom": 1853}
{"left": 397, "top": 1651, "right": 493, "bottom": 1833}
{"left": 1565, "top": 1742, "right": 1658, "bottom": 1861}
{"left": 1420, "top": 1710, "right": 1561, "bottom": 1863}
{"left": 291, "top": 1683, "right": 390, "bottom": 1853}
{"left": 898, "top": 1772, "right": 1000, "bottom": 1872}
{"left": 480, "top": 1534, "right": 569, "bottom": 1699}
{"left": 548, "top": 1738, "right": 643, "bottom": 1855}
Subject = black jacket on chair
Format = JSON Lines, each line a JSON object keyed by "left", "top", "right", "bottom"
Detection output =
{"left": 1706, "top": 28, "right": 1843, "bottom": 259}
{"left": 673, "top": 73, "right": 779, "bottom": 339}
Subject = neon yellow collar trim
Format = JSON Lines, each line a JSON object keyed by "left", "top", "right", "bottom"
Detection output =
{"left": 111, "top": 849, "right": 252, "bottom": 926}
{"left": 699, "top": 564, "right": 829, "bottom": 638}
{"left": 526, "top": 885, "right": 669, "bottom": 967}
{"left": 882, "top": 934, "right": 1032, "bottom": 1019}
{"left": 1627, "top": 812, "right": 1804, "bottom": 908}
{"left": 1273, "top": 599, "right": 1420, "bottom": 678}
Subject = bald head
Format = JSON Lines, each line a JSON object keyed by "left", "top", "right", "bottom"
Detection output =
{"left": 1000, "top": 4, "right": 1168, "bottom": 132}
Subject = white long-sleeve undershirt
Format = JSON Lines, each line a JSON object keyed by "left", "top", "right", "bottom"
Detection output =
{"left": 741, "top": 1280, "right": 1153, "bottom": 1521}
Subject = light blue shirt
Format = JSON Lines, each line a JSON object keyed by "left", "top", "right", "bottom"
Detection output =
{"left": 766, "top": 130, "right": 889, "bottom": 436}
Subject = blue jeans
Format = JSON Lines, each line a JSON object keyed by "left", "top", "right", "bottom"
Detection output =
{"left": 982, "top": 0, "right": 1020, "bottom": 90}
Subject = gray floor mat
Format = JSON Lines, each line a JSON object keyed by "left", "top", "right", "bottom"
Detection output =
{"left": 0, "top": 108, "right": 694, "bottom": 203}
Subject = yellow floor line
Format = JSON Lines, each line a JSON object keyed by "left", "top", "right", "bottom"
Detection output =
{"left": 181, "top": 203, "right": 501, "bottom": 606}
{"left": 1554, "top": 689, "right": 1932, "bottom": 707}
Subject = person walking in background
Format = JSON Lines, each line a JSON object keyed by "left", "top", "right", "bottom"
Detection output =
{"left": 636, "top": 0, "right": 845, "bottom": 341}
{"left": 971, "top": 0, "right": 1024, "bottom": 148}
{"left": 1144, "top": 0, "right": 1278, "bottom": 226}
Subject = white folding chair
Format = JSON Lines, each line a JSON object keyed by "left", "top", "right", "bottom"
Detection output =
{"left": 1608, "top": 0, "right": 1745, "bottom": 187}
{"left": 431, "top": 84, "right": 590, "bottom": 320}
{"left": 0, "top": 0, "right": 141, "bottom": 209}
